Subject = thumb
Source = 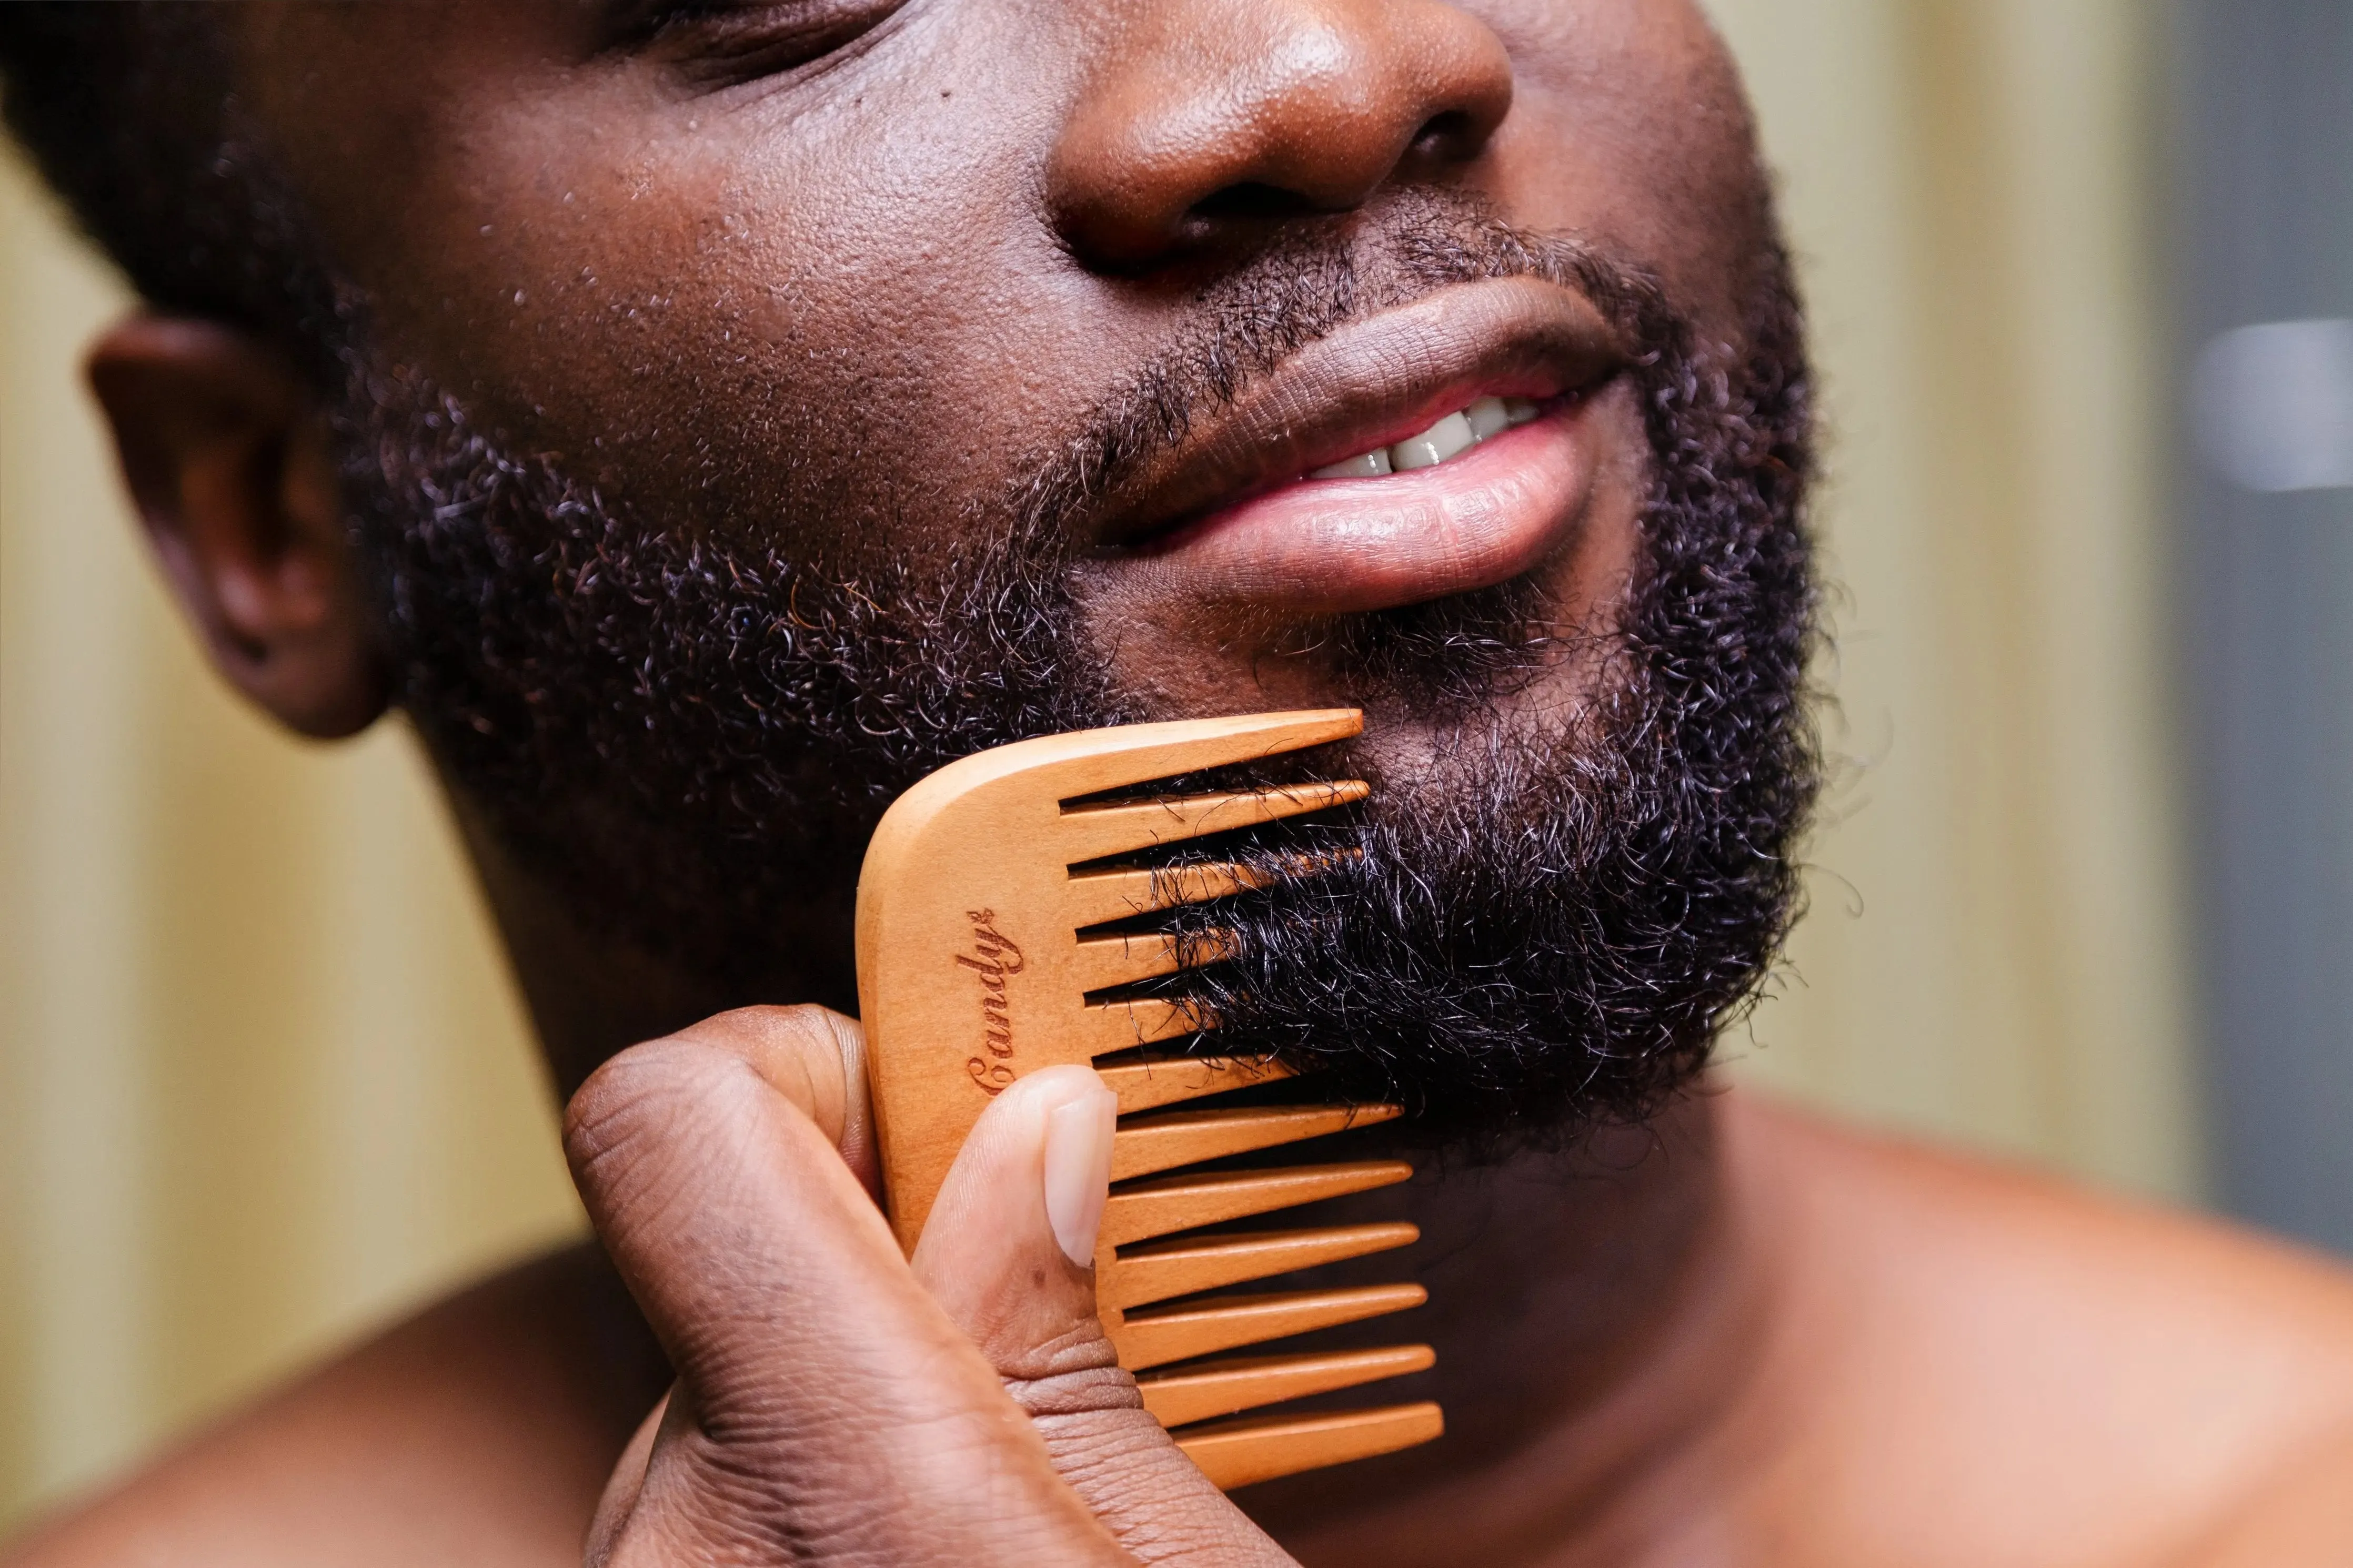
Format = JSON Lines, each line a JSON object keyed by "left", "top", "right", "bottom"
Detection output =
{"left": 913, "top": 1068, "right": 1294, "bottom": 1567}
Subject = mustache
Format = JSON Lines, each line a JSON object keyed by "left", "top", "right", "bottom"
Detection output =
{"left": 1008, "top": 189, "right": 1674, "bottom": 548}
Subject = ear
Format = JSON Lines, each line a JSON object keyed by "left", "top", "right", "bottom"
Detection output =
{"left": 87, "top": 315, "right": 389, "bottom": 739}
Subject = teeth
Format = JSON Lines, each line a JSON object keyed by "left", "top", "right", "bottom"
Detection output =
{"left": 1464, "top": 396, "right": 1511, "bottom": 441}
{"left": 1390, "top": 410, "right": 1476, "bottom": 471}
{"left": 1306, "top": 396, "right": 1544, "bottom": 482}
{"left": 1309, "top": 448, "right": 1395, "bottom": 481}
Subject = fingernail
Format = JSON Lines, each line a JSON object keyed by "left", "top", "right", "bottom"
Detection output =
{"left": 1042, "top": 1082, "right": 1117, "bottom": 1268}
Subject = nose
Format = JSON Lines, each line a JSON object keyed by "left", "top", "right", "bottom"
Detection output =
{"left": 1049, "top": 0, "right": 1515, "bottom": 270}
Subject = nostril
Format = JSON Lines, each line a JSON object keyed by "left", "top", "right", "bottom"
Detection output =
{"left": 1411, "top": 109, "right": 1481, "bottom": 163}
{"left": 1188, "top": 180, "right": 1318, "bottom": 224}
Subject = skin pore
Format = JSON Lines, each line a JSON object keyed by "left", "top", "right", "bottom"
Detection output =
{"left": 16, "top": 2, "right": 2353, "bottom": 1565}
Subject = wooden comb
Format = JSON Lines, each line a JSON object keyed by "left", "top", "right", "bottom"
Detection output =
{"left": 854, "top": 709, "right": 1442, "bottom": 1491}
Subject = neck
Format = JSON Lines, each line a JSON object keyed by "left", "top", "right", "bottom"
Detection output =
{"left": 450, "top": 786, "right": 859, "bottom": 1097}
{"left": 1243, "top": 1091, "right": 1780, "bottom": 1567}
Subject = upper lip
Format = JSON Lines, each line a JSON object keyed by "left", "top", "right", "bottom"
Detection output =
{"left": 1091, "top": 276, "right": 1631, "bottom": 552}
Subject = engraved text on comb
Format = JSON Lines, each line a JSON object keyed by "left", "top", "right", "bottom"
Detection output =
{"left": 955, "top": 908, "right": 1025, "bottom": 1095}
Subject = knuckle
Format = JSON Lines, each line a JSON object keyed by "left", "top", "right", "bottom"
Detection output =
{"left": 561, "top": 1038, "right": 765, "bottom": 1209}
{"left": 998, "top": 1338, "right": 1221, "bottom": 1500}
{"left": 1000, "top": 1328, "right": 1145, "bottom": 1421}
{"left": 673, "top": 1002, "right": 850, "bottom": 1060}
{"left": 565, "top": 1039, "right": 723, "bottom": 1156}
{"left": 970, "top": 1304, "right": 1123, "bottom": 1383}
{"left": 667, "top": 1005, "right": 861, "bottom": 1123}
{"left": 1008, "top": 1364, "right": 1148, "bottom": 1424}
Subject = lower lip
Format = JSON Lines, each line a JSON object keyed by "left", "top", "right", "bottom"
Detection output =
{"left": 1122, "top": 407, "right": 1597, "bottom": 615}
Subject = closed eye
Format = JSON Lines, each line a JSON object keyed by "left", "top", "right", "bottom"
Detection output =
{"left": 604, "top": 0, "right": 910, "bottom": 87}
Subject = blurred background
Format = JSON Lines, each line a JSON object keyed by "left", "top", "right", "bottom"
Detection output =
{"left": 3, "top": 0, "right": 2347, "bottom": 1535}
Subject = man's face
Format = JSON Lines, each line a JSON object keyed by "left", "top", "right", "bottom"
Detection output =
{"left": 245, "top": 0, "right": 1764, "bottom": 654}
{"left": 226, "top": 0, "right": 1814, "bottom": 1137}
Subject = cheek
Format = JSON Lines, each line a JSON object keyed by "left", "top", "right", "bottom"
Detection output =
{"left": 1479, "top": 0, "right": 1766, "bottom": 332}
{"left": 329, "top": 20, "right": 1113, "bottom": 569}
{"left": 1537, "top": 379, "right": 1648, "bottom": 632}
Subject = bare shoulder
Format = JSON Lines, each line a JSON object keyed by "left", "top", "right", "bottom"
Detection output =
{"left": 1726, "top": 1093, "right": 2353, "bottom": 1566}
{"left": 2, "top": 1244, "right": 663, "bottom": 1568}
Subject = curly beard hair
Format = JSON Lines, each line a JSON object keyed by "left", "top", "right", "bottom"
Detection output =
{"left": 338, "top": 202, "right": 1818, "bottom": 1151}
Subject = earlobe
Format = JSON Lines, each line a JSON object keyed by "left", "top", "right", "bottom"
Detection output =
{"left": 86, "top": 315, "right": 389, "bottom": 739}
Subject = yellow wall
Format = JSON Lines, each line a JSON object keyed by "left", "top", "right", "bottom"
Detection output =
{"left": 0, "top": 157, "right": 582, "bottom": 1528}
{"left": 1708, "top": 0, "right": 2197, "bottom": 1196}
{"left": 0, "top": 0, "right": 2194, "bottom": 1531}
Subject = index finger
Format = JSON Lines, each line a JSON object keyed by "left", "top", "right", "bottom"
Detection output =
{"left": 662, "top": 1004, "right": 880, "bottom": 1198}
{"left": 563, "top": 1009, "right": 1124, "bottom": 1567}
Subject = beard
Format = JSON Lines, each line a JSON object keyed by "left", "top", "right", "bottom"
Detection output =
{"left": 337, "top": 200, "right": 1817, "bottom": 1151}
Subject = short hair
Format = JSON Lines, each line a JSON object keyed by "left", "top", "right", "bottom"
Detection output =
{"left": 0, "top": 3, "right": 341, "bottom": 380}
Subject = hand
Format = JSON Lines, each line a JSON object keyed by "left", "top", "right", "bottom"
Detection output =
{"left": 566, "top": 1005, "right": 1299, "bottom": 1567}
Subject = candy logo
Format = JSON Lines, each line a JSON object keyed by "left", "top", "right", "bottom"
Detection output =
{"left": 956, "top": 909, "right": 1024, "bottom": 1095}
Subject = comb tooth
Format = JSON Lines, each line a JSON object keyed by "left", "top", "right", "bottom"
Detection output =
{"left": 1064, "top": 861, "right": 1261, "bottom": 930}
{"left": 1138, "top": 1345, "right": 1434, "bottom": 1428}
{"left": 1107, "top": 1222, "right": 1419, "bottom": 1311}
{"left": 1094, "top": 1057, "right": 1295, "bottom": 1115}
{"left": 1044, "top": 709, "right": 1364, "bottom": 799}
{"left": 1071, "top": 930, "right": 1185, "bottom": 993}
{"left": 1111, "top": 1283, "right": 1428, "bottom": 1371}
{"left": 1069, "top": 929, "right": 1240, "bottom": 995}
{"left": 1102, "top": 1161, "right": 1415, "bottom": 1249}
{"left": 1110, "top": 1104, "right": 1401, "bottom": 1183}
{"left": 1069, "top": 997, "right": 1213, "bottom": 1058}
{"left": 1059, "top": 781, "right": 1370, "bottom": 863}
{"left": 1177, "top": 1403, "right": 1445, "bottom": 1492}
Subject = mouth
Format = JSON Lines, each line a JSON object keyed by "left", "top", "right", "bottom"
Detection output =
{"left": 1093, "top": 276, "right": 1630, "bottom": 616}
